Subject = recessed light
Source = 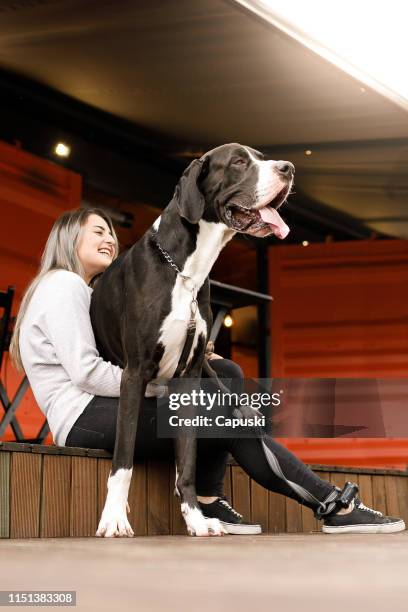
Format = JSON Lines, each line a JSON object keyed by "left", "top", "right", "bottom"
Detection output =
{"left": 305, "top": 150, "right": 312, "bottom": 156}
{"left": 55, "top": 143, "right": 71, "bottom": 157}
{"left": 223, "top": 314, "right": 234, "bottom": 328}
{"left": 302, "top": 240, "right": 309, "bottom": 246}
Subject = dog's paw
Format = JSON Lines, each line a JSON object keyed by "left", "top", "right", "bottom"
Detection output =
{"left": 186, "top": 518, "right": 226, "bottom": 537}
{"left": 96, "top": 506, "right": 134, "bottom": 538}
{"left": 182, "top": 503, "right": 226, "bottom": 537}
{"left": 205, "top": 518, "right": 227, "bottom": 536}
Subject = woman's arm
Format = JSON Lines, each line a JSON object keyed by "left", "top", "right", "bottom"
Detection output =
{"left": 42, "top": 271, "right": 123, "bottom": 396}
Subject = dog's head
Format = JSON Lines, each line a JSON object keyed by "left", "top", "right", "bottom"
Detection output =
{"left": 174, "top": 143, "right": 294, "bottom": 239}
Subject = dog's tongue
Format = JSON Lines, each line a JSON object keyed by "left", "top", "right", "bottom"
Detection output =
{"left": 259, "top": 206, "right": 290, "bottom": 239}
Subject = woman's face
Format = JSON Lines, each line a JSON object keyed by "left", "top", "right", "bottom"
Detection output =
{"left": 76, "top": 214, "right": 116, "bottom": 284}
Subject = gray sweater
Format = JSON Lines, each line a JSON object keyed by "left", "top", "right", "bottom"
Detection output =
{"left": 19, "top": 269, "right": 123, "bottom": 446}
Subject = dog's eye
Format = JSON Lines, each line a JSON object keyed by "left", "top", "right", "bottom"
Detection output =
{"left": 232, "top": 158, "right": 246, "bottom": 166}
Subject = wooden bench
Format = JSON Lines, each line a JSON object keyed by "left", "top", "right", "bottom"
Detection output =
{"left": 1, "top": 441, "right": 407, "bottom": 538}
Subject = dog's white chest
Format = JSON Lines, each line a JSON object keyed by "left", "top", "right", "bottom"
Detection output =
{"left": 157, "top": 279, "right": 207, "bottom": 379}
{"left": 151, "top": 221, "right": 233, "bottom": 383}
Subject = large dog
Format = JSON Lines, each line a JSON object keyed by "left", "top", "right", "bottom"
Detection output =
{"left": 91, "top": 143, "right": 294, "bottom": 537}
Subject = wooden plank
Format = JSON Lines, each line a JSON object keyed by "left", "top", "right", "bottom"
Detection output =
{"left": 231, "top": 466, "right": 250, "bottom": 520}
{"left": 250, "top": 480, "right": 268, "bottom": 532}
{"left": 128, "top": 462, "right": 148, "bottom": 536}
{"left": 384, "top": 475, "right": 400, "bottom": 518}
{"left": 10, "top": 452, "right": 42, "bottom": 538}
{"left": 329, "top": 472, "right": 350, "bottom": 490}
{"left": 0, "top": 441, "right": 112, "bottom": 458}
{"left": 169, "top": 464, "right": 186, "bottom": 536}
{"left": 372, "top": 475, "right": 387, "bottom": 515}
{"left": 70, "top": 456, "right": 98, "bottom": 537}
{"left": 0, "top": 452, "right": 10, "bottom": 538}
{"left": 147, "top": 461, "right": 170, "bottom": 535}
{"left": 301, "top": 504, "right": 317, "bottom": 534}
{"left": 268, "top": 492, "right": 286, "bottom": 533}
{"left": 97, "top": 459, "right": 111, "bottom": 517}
{"left": 40, "top": 455, "right": 71, "bottom": 537}
{"left": 313, "top": 470, "right": 329, "bottom": 532}
{"left": 223, "top": 465, "right": 232, "bottom": 501}
{"left": 285, "top": 496, "right": 302, "bottom": 533}
{"left": 396, "top": 476, "right": 408, "bottom": 525}
{"left": 357, "top": 474, "right": 373, "bottom": 509}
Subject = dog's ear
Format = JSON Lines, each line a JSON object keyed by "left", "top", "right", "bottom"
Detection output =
{"left": 174, "top": 157, "right": 209, "bottom": 224}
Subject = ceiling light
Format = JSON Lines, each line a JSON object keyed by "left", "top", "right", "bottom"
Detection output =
{"left": 237, "top": 0, "right": 408, "bottom": 109}
{"left": 223, "top": 314, "right": 234, "bottom": 328}
{"left": 302, "top": 240, "right": 309, "bottom": 246}
{"left": 305, "top": 150, "right": 312, "bottom": 156}
{"left": 55, "top": 143, "right": 71, "bottom": 157}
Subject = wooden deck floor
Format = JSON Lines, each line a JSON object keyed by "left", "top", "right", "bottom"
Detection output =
{"left": 1, "top": 533, "right": 408, "bottom": 611}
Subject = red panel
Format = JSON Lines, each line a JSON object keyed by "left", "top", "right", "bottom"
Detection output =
{"left": 0, "top": 140, "right": 82, "bottom": 442}
{"left": 269, "top": 240, "right": 408, "bottom": 468}
{"left": 279, "top": 438, "right": 408, "bottom": 471}
{"left": 269, "top": 240, "right": 408, "bottom": 378}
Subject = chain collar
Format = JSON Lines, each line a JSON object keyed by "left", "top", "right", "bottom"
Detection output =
{"left": 151, "top": 229, "right": 198, "bottom": 311}
{"left": 151, "top": 229, "right": 183, "bottom": 276}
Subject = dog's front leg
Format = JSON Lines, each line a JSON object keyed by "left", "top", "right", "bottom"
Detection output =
{"left": 174, "top": 380, "right": 225, "bottom": 537}
{"left": 96, "top": 366, "right": 144, "bottom": 537}
{"left": 175, "top": 432, "right": 225, "bottom": 537}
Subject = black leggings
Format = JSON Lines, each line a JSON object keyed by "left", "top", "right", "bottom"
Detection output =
{"left": 66, "top": 359, "right": 335, "bottom": 512}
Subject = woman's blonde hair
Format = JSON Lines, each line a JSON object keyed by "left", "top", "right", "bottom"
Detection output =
{"left": 9, "top": 207, "right": 119, "bottom": 372}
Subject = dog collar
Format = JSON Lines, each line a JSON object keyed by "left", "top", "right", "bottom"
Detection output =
{"left": 151, "top": 230, "right": 198, "bottom": 298}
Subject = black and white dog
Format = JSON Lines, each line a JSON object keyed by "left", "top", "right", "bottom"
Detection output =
{"left": 91, "top": 143, "right": 294, "bottom": 537}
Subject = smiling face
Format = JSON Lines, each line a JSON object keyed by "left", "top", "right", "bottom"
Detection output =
{"left": 76, "top": 213, "right": 117, "bottom": 284}
{"left": 200, "top": 143, "right": 294, "bottom": 238}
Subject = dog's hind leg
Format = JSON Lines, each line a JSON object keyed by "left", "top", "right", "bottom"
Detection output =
{"left": 96, "top": 366, "right": 145, "bottom": 537}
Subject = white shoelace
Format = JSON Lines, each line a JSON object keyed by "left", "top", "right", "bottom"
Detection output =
{"left": 219, "top": 498, "right": 243, "bottom": 519}
{"left": 357, "top": 500, "right": 383, "bottom": 517}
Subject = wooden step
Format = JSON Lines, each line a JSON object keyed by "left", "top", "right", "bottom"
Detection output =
{"left": 1, "top": 441, "right": 407, "bottom": 538}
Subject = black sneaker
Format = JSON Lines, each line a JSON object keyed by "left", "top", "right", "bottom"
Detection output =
{"left": 322, "top": 497, "right": 405, "bottom": 534}
{"left": 198, "top": 496, "right": 262, "bottom": 535}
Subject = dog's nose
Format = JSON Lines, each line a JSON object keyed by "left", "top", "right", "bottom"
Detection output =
{"left": 275, "top": 161, "right": 295, "bottom": 178}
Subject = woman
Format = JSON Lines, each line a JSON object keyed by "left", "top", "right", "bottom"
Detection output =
{"left": 10, "top": 207, "right": 404, "bottom": 536}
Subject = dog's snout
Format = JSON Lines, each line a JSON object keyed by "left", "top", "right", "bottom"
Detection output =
{"left": 275, "top": 161, "right": 295, "bottom": 178}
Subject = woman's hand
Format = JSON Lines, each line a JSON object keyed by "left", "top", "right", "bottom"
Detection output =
{"left": 205, "top": 341, "right": 224, "bottom": 360}
{"left": 207, "top": 352, "right": 223, "bottom": 360}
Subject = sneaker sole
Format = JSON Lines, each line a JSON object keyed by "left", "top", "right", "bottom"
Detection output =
{"left": 322, "top": 519, "right": 406, "bottom": 534}
{"left": 220, "top": 521, "right": 262, "bottom": 535}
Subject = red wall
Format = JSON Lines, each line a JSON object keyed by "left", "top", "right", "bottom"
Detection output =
{"left": 270, "top": 239, "right": 408, "bottom": 377}
{"left": 0, "top": 141, "right": 82, "bottom": 442}
{"left": 269, "top": 239, "right": 408, "bottom": 468}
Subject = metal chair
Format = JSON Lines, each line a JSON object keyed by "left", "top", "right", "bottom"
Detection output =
{"left": 0, "top": 286, "right": 49, "bottom": 443}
